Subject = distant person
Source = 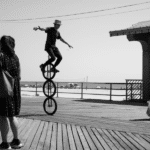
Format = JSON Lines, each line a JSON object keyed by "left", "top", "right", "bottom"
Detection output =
{"left": 0, "top": 36, "right": 23, "bottom": 149}
{"left": 34, "top": 20, "right": 73, "bottom": 72}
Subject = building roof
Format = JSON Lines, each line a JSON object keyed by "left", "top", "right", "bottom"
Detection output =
{"left": 110, "top": 20, "right": 150, "bottom": 37}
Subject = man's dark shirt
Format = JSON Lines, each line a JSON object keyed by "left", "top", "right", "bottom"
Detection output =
{"left": 45, "top": 27, "right": 61, "bottom": 48}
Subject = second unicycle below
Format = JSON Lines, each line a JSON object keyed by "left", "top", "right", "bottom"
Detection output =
{"left": 43, "top": 80, "right": 56, "bottom": 97}
{"left": 43, "top": 97, "right": 57, "bottom": 115}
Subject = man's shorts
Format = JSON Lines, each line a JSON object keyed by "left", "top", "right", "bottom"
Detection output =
{"left": 45, "top": 45, "right": 62, "bottom": 57}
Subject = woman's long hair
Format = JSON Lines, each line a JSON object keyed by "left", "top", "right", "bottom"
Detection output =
{"left": 0, "top": 35, "right": 15, "bottom": 57}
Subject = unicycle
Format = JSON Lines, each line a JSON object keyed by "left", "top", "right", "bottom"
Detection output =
{"left": 42, "top": 62, "right": 58, "bottom": 115}
{"left": 43, "top": 80, "right": 56, "bottom": 97}
{"left": 43, "top": 97, "right": 57, "bottom": 115}
{"left": 42, "top": 63, "right": 57, "bottom": 80}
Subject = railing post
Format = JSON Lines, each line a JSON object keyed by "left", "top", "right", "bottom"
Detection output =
{"left": 81, "top": 82, "right": 83, "bottom": 99}
{"left": 126, "top": 82, "right": 128, "bottom": 101}
{"left": 35, "top": 82, "right": 38, "bottom": 96}
{"left": 139, "top": 83, "right": 142, "bottom": 99}
{"left": 110, "top": 83, "right": 112, "bottom": 101}
{"left": 131, "top": 83, "right": 133, "bottom": 100}
{"left": 56, "top": 82, "right": 59, "bottom": 98}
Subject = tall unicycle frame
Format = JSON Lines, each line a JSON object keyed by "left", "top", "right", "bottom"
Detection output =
{"left": 42, "top": 59, "right": 58, "bottom": 115}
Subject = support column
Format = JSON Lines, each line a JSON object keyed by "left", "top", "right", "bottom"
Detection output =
{"left": 127, "top": 33, "right": 150, "bottom": 102}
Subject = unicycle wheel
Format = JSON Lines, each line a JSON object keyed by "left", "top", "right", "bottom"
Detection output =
{"left": 43, "top": 80, "right": 56, "bottom": 97}
{"left": 42, "top": 63, "right": 56, "bottom": 80}
{"left": 43, "top": 97, "right": 57, "bottom": 115}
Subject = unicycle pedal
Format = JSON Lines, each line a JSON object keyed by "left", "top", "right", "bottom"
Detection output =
{"left": 50, "top": 68, "right": 59, "bottom": 73}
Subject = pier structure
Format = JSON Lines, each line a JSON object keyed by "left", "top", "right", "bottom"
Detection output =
{"left": 110, "top": 20, "right": 150, "bottom": 102}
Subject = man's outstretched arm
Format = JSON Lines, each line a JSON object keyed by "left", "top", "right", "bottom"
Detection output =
{"left": 60, "top": 38, "right": 73, "bottom": 48}
{"left": 33, "top": 26, "right": 46, "bottom": 31}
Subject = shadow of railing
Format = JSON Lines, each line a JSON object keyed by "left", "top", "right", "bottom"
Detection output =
{"left": 73, "top": 99, "right": 147, "bottom": 106}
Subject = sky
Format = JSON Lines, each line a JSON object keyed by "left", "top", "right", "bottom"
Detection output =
{"left": 0, "top": 0, "right": 150, "bottom": 82}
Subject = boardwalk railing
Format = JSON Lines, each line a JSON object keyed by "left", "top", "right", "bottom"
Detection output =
{"left": 21, "top": 81, "right": 143, "bottom": 101}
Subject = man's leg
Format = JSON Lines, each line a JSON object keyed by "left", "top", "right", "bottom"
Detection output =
{"left": 44, "top": 47, "right": 56, "bottom": 66}
{"left": 40, "top": 47, "right": 55, "bottom": 72}
{"left": 53, "top": 47, "right": 62, "bottom": 68}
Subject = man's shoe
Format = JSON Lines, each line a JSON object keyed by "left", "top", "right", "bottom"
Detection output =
{"left": 40, "top": 64, "right": 45, "bottom": 72}
{"left": 10, "top": 139, "right": 23, "bottom": 149}
{"left": 0, "top": 142, "right": 11, "bottom": 149}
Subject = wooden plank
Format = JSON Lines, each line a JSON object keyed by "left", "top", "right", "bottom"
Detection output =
{"left": 36, "top": 122, "right": 49, "bottom": 150}
{"left": 9, "top": 118, "right": 28, "bottom": 150}
{"left": 17, "top": 117, "right": 23, "bottom": 122}
{"left": 62, "top": 124, "right": 70, "bottom": 150}
{"left": 92, "top": 128, "right": 111, "bottom": 150}
{"left": 14, "top": 117, "right": 23, "bottom": 127}
{"left": 114, "top": 131, "right": 138, "bottom": 150}
{"left": 67, "top": 124, "right": 76, "bottom": 150}
{"left": 129, "top": 133, "right": 150, "bottom": 149}
{"left": 134, "top": 134, "right": 150, "bottom": 149}
{"left": 18, "top": 119, "right": 34, "bottom": 145}
{"left": 121, "top": 132, "right": 145, "bottom": 150}
{"left": 57, "top": 123, "right": 63, "bottom": 150}
{"left": 7, "top": 119, "right": 33, "bottom": 150}
{"left": 86, "top": 127, "right": 104, "bottom": 150}
{"left": 138, "top": 134, "right": 150, "bottom": 143}
{"left": 2, "top": 117, "right": 150, "bottom": 150}
{"left": 108, "top": 129, "right": 131, "bottom": 150}
{"left": 102, "top": 129, "right": 124, "bottom": 150}
{"left": 71, "top": 125, "right": 83, "bottom": 150}
{"left": 18, "top": 119, "right": 33, "bottom": 140}
{"left": 76, "top": 126, "right": 90, "bottom": 150}
{"left": 21, "top": 120, "right": 41, "bottom": 150}
{"left": 18, "top": 118, "right": 32, "bottom": 134}
{"left": 0, "top": 118, "right": 30, "bottom": 144}
{"left": 18, "top": 117, "right": 25, "bottom": 123}
{"left": 8, "top": 118, "right": 29, "bottom": 141}
{"left": 43, "top": 122, "right": 53, "bottom": 150}
{"left": 97, "top": 128, "right": 118, "bottom": 150}
{"left": 50, "top": 122, "right": 57, "bottom": 150}
{"left": 81, "top": 126, "right": 97, "bottom": 150}
{"left": 146, "top": 135, "right": 150, "bottom": 139}
{"left": 18, "top": 118, "right": 29, "bottom": 126}
{"left": 29, "top": 121, "right": 45, "bottom": 150}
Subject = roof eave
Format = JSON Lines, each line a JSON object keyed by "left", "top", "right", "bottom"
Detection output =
{"left": 110, "top": 26, "right": 150, "bottom": 37}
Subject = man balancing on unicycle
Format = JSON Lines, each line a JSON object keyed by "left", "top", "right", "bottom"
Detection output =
{"left": 34, "top": 20, "right": 73, "bottom": 73}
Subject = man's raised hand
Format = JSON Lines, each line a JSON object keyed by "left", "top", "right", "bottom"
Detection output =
{"left": 33, "top": 26, "right": 40, "bottom": 31}
{"left": 33, "top": 27, "right": 38, "bottom": 31}
{"left": 68, "top": 45, "right": 73, "bottom": 49}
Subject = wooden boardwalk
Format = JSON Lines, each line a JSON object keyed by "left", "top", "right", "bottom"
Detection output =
{"left": 1, "top": 117, "right": 150, "bottom": 150}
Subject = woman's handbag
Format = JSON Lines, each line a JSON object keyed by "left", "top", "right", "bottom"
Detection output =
{"left": 0, "top": 53, "right": 15, "bottom": 98}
